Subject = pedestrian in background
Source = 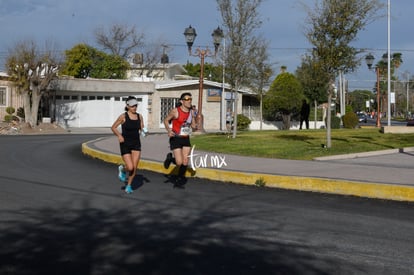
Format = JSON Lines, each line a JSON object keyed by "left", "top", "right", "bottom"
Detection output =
{"left": 300, "top": 99, "right": 310, "bottom": 130}
{"left": 226, "top": 108, "right": 233, "bottom": 137}
{"left": 192, "top": 105, "right": 198, "bottom": 117}
{"left": 111, "top": 96, "right": 145, "bottom": 194}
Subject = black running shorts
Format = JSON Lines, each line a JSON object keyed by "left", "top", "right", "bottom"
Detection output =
{"left": 169, "top": 136, "right": 191, "bottom": 150}
{"left": 119, "top": 141, "right": 141, "bottom": 155}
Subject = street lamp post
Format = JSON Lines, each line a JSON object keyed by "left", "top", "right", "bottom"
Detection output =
{"left": 365, "top": 53, "right": 382, "bottom": 128}
{"left": 184, "top": 25, "right": 224, "bottom": 132}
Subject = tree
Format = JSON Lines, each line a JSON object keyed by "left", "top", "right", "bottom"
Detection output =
{"left": 263, "top": 72, "right": 304, "bottom": 130}
{"left": 217, "top": 0, "right": 266, "bottom": 138}
{"left": 348, "top": 89, "right": 374, "bottom": 113}
{"left": 5, "top": 40, "right": 60, "bottom": 127}
{"left": 378, "top": 52, "right": 403, "bottom": 116}
{"left": 248, "top": 39, "right": 274, "bottom": 130}
{"left": 366, "top": 52, "right": 403, "bottom": 117}
{"left": 94, "top": 23, "right": 145, "bottom": 58}
{"left": 137, "top": 41, "right": 170, "bottom": 78}
{"left": 94, "top": 23, "right": 169, "bottom": 80}
{"left": 60, "top": 44, "right": 95, "bottom": 78}
{"left": 295, "top": 54, "right": 330, "bottom": 128}
{"left": 392, "top": 53, "right": 403, "bottom": 69}
{"left": 183, "top": 62, "right": 223, "bottom": 82}
{"left": 304, "top": 0, "right": 382, "bottom": 148}
{"left": 90, "top": 52, "right": 130, "bottom": 79}
{"left": 61, "top": 43, "right": 130, "bottom": 79}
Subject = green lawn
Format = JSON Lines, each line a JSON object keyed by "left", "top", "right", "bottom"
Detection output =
{"left": 191, "top": 128, "right": 414, "bottom": 160}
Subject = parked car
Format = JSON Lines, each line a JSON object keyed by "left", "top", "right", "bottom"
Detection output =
{"left": 357, "top": 113, "right": 367, "bottom": 123}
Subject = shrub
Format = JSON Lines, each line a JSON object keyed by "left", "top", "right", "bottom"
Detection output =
{"left": 6, "top": 106, "right": 15, "bottom": 115}
{"left": 3, "top": 106, "right": 19, "bottom": 123}
{"left": 325, "top": 113, "right": 341, "bottom": 129}
{"left": 255, "top": 177, "right": 266, "bottom": 187}
{"left": 4, "top": 115, "right": 19, "bottom": 123}
{"left": 342, "top": 112, "right": 359, "bottom": 129}
{"left": 237, "top": 114, "right": 251, "bottom": 131}
{"left": 345, "top": 105, "right": 354, "bottom": 114}
{"left": 331, "top": 115, "right": 341, "bottom": 129}
{"left": 4, "top": 115, "right": 12, "bottom": 122}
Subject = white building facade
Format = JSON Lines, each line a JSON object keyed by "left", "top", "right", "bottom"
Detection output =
{"left": 49, "top": 76, "right": 246, "bottom": 131}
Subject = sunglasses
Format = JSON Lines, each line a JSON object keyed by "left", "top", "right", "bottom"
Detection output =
{"left": 182, "top": 97, "right": 192, "bottom": 101}
{"left": 130, "top": 105, "right": 138, "bottom": 107}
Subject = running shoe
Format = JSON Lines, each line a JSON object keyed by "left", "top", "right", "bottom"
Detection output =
{"left": 125, "top": 185, "right": 133, "bottom": 194}
{"left": 163, "top": 153, "right": 173, "bottom": 169}
{"left": 118, "top": 165, "right": 127, "bottom": 182}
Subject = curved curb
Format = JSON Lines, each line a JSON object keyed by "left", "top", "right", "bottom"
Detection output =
{"left": 82, "top": 140, "right": 414, "bottom": 202}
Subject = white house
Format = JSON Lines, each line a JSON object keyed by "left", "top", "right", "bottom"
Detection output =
{"left": 2, "top": 61, "right": 254, "bottom": 131}
{"left": 48, "top": 64, "right": 250, "bottom": 131}
{"left": 50, "top": 77, "right": 154, "bottom": 128}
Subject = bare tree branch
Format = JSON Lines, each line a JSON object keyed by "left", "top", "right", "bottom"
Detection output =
{"left": 6, "top": 40, "right": 60, "bottom": 127}
{"left": 94, "top": 23, "right": 145, "bottom": 58}
{"left": 217, "top": 0, "right": 266, "bottom": 138}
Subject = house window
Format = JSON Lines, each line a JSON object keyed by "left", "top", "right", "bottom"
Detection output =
{"left": 0, "top": 87, "right": 6, "bottom": 106}
{"left": 160, "top": 97, "right": 180, "bottom": 124}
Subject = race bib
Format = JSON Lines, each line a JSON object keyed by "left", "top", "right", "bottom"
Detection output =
{"left": 179, "top": 123, "right": 192, "bottom": 136}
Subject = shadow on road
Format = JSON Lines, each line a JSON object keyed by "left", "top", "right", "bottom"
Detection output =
{"left": 0, "top": 201, "right": 342, "bottom": 274}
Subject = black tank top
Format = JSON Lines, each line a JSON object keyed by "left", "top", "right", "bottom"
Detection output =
{"left": 122, "top": 112, "right": 141, "bottom": 142}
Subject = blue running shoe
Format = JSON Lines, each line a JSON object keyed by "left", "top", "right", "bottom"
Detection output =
{"left": 118, "top": 165, "right": 127, "bottom": 182}
{"left": 125, "top": 185, "right": 133, "bottom": 194}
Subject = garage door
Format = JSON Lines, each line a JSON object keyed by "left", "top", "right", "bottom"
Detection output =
{"left": 55, "top": 95, "right": 145, "bottom": 128}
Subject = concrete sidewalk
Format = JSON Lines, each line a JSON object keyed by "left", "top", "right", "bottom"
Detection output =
{"left": 81, "top": 132, "right": 414, "bottom": 202}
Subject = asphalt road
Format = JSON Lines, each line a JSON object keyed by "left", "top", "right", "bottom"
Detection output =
{"left": 1, "top": 135, "right": 414, "bottom": 274}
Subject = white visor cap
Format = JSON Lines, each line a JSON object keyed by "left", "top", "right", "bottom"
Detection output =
{"left": 127, "top": 99, "right": 138, "bottom": 106}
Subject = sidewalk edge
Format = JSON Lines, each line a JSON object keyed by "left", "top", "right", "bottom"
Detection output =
{"left": 314, "top": 147, "right": 414, "bottom": 161}
{"left": 82, "top": 141, "right": 414, "bottom": 202}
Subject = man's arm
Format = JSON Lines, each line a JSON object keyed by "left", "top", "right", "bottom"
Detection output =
{"left": 164, "top": 108, "right": 177, "bottom": 137}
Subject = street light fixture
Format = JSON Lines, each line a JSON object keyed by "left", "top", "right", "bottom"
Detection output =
{"left": 184, "top": 25, "right": 224, "bottom": 132}
{"left": 365, "top": 53, "right": 382, "bottom": 128}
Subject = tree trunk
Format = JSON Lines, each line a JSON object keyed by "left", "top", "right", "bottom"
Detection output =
{"left": 232, "top": 81, "right": 239, "bottom": 139}
{"left": 326, "top": 91, "right": 332, "bottom": 148}
{"left": 24, "top": 87, "right": 42, "bottom": 127}
{"left": 259, "top": 92, "right": 263, "bottom": 130}
{"left": 23, "top": 93, "right": 31, "bottom": 125}
{"left": 281, "top": 113, "right": 291, "bottom": 130}
{"left": 313, "top": 99, "right": 317, "bottom": 129}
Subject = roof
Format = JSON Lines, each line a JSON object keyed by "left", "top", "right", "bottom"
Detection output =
{"left": 155, "top": 79, "right": 254, "bottom": 94}
{"left": 50, "top": 78, "right": 155, "bottom": 93}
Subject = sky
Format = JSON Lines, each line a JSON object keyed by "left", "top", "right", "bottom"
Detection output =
{"left": 1, "top": 0, "right": 413, "bottom": 91}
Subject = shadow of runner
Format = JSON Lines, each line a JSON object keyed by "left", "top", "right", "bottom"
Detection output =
{"left": 119, "top": 174, "right": 149, "bottom": 192}
{"left": 131, "top": 174, "right": 148, "bottom": 191}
